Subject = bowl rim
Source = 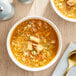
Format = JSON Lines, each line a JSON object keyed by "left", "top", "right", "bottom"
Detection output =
{"left": 50, "top": 0, "right": 76, "bottom": 22}
{"left": 6, "top": 16, "right": 62, "bottom": 71}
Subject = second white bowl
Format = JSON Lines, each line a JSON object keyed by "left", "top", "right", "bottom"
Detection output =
{"left": 50, "top": 0, "right": 76, "bottom": 22}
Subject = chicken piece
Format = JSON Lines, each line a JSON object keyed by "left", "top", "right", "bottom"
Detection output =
{"left": 30, "top": 36, "right": 40, "bottom": 44}
{"left": 67, "top": 0, "right": 76, "bottom": 6}
{"left": 27, "top": 42, "right": 33, "bottom": 50}
{"left": 35, "top": 44, "right": 44, "bottom": 52}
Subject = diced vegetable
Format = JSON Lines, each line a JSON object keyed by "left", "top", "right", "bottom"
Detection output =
{"left": 45, "top": 32, "right": 50, "bottom": 37}
{"left": 23, "top": 51, "right": 28, "bottom": 56}
{"left": 27, "top": 24, "right": 31, "bottom": 28}
{"left": 30, "top": 55, "right": 34, "bottom": 58}
{"left": 31, "top": 51, "right": 37, "bottom": 55}
{"left": 22, "top": 57, "right": 26, "bottom": 61}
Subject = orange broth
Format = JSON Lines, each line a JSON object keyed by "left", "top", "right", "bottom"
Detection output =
{"left": 10, "top": 19, "right": 59, "bottom": 67}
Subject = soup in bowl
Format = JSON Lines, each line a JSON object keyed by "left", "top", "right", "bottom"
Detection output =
{"left": 7, "top": 16, "right": 62, "bottom": 71}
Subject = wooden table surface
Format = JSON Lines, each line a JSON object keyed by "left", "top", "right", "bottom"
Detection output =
{"left": 0, "top": 0, "right": 76, "bottom": 76}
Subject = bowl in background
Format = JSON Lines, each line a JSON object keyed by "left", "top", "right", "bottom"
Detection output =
{"left": 50, "top": 0, "right": 76, "bottom": 22}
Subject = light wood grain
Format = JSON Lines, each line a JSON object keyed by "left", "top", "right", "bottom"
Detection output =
{"left": 0, "top": 0, "right": 76, "bottom": 76}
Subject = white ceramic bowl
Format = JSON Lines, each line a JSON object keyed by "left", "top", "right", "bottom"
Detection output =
{"left": 7, "top": 16, "right": 62, "bottom": 71}
{"left": 50, "top": 0, "right": 76, "bottom": 22}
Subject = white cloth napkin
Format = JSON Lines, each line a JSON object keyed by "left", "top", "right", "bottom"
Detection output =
{"left": 52, "top": 43, "right": 76, "bottom": 76}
